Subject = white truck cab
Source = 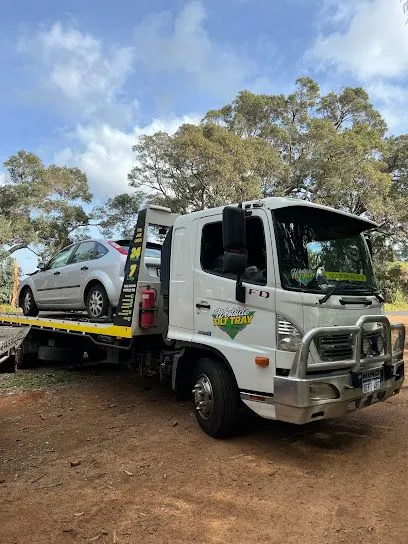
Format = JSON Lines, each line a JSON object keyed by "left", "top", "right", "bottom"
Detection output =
{"left": 163, "top": 197, "right": 405, "bottom": 435}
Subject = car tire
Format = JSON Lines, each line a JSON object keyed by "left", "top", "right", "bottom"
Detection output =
{"left": 86, "top": 283, "right": 109, "bottom": 319}
{"left": 21, "top": 287, "right": 39, "bottom": 317}
{"left": 192, "top": 358, "right": 240, "bottom": 438}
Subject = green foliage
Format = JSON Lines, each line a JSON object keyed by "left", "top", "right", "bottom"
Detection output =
{"left": 204, "top": 79, "right": 390, "bottom": 218}
{"left": 0, "top": 251, "right": 13, "bottom": 304}
{"left": 92, "top": 192, "right": 146, "bottom": 238}
{"left": 127, "top": 124, "right": 280, "bottom": 213}
{"left": 374, "top": 261, "right": 408, "bottom": 304}
{"left": 0, "top": 150, "right": 92, "bottom": 260}
{"left": 121, "top": 77, "right": 408, "bottom": 258}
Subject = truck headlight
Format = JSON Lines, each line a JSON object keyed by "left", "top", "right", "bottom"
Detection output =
{"left": 277, "top": 316, "right": 302, "bottom": 352}
{"left": 361, "top": 333, "right": 385, "bottom": 357}
{"left": 309, "top": 383, "right": 340, "bottom": 400}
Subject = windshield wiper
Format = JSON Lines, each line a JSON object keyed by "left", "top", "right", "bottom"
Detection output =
{"left": 319, "top": 281, "right": 384, "bottom": 305}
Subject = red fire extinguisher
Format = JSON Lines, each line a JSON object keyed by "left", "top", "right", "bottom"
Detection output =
{"left": 140, "top": 286, "right": 157, "bottom": 329}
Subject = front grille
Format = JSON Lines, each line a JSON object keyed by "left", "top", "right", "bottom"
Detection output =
{"left": 316, "top": 334, "right": 353, "bottom": 362}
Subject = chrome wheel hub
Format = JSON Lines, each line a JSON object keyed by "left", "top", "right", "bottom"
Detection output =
{"left": 89, "top": 291, "right": 104, "bottom": 317}
{"left": 192, "top": 374, "right": 213, "bottom": 420}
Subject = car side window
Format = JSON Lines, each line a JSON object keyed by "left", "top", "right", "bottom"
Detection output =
{"left": 95, "top": 242, "right": 108, "bottom": 258}
{"left": 200, "top": 217, "right": 267, "bottom": 285}
{"left": 71, "top": 241, "right": 99, "bottom": 264}
{"left": 48, "top": 247, "right": 74, "bottom": 269}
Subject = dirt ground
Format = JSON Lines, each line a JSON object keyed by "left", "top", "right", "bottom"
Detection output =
{"left": 1, "top": 317, "right": 408, "bottom": 544}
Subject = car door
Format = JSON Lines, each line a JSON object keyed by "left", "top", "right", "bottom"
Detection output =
{"left": 61, "top": 241, "right": 102, "bottom": 305}
{"left": 193, "top": 209, "right": 277, "bottom": 394}
{"left": 32, "top": 246, "right": 75, "bottom": 306}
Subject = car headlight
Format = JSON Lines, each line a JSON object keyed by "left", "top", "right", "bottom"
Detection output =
{"left": 277, "top": 316, "right": 302, "bottom": 352}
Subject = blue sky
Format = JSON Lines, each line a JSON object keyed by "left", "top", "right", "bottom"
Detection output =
{"left": 1, "top": 0, "right": 408, "bottom": 273}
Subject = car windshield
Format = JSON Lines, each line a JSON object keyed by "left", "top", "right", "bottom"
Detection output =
{"left": 274, "top": 207, "right": 377, "bottom": 293}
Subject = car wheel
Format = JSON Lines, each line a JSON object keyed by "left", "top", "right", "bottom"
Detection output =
{"left": 86, "top": 284, "right": 109, "bottom": 319}
{"left": 192, "top": 358, "right": 240, "bottom": 438}
{"left": 21, "top": 288, "right": 39, "bottom": 317}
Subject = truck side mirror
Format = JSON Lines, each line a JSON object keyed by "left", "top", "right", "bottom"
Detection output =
{"left": 222, "top": 206, "right": 247, "bottom": 303}
{"left": 223, "top": 206, "right": 246, "bottom": 250}
{"left": 223, "top": 252, "right": 248, "bottom": 275}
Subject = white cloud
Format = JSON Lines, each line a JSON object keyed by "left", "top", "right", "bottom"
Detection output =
{"left": 307, "top": 0, "right": 408, "bottom": 80}
{"left": 366, "top": 81, "right": 408, "bottom": 133}
{"left": 55, "top": 114, "right": 200, "bottom": 198}
{"left": 18, "top": 22, "right": 134, "bottom": 123}
{"left": 0, "top": 172, "right": 6, "bottom": 186}
{"left": 133, "top": 0, "right": 253, "bottom": 98}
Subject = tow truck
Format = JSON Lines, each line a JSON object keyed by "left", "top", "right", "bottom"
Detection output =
{"left": 0, "top": 199, "right": 405, "bottom": 437}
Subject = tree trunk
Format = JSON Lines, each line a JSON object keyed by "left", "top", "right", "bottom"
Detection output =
{"left": 11, "top": 258, "right": 19, "bottom": 308}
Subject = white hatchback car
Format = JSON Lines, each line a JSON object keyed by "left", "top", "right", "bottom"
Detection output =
{"left": 18, "top": 239, "right": 161, "bottom": 319}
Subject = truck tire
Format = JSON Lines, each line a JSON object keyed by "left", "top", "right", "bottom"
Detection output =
{"left": 38, "top": 345, "right": 82, "bottom": 363}
{"left": 14, "top": 347, "right": 38, "bottom": 371}
{"left": 192, "top": 358, "right": 240, "bottom": 438}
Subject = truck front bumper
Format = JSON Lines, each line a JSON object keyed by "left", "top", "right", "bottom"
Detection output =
{"left": 242, "top": 315, "right": 405, "bottom": 424}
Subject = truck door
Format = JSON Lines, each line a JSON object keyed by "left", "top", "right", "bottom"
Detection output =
{"left": 193, "top": 209, "right": 276, "bottom": 393}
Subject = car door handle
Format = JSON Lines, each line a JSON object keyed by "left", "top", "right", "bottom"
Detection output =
{"left": 54, "top": 271, "right": 60, "bottom": 276}
{"left": 196, "top": 302, "right": 211, "bottom": 309}
{"left": 81, "top": 266, "right": 89, "bottom": 271}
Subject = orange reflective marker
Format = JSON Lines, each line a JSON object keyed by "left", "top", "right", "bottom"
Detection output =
{"left": 255, "top": 356, "right": 269, "bottom": 367}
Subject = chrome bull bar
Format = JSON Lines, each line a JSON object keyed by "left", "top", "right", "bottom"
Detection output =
{"left": 291, "top": 315, "right": 405, "bottom": 380}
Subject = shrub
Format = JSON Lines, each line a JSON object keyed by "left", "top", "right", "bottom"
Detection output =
{"left": 0, "top": 252, "right": 14, "bottom": 304}
{"left": 374, "top": 261, "right": 408, "bottom": 304}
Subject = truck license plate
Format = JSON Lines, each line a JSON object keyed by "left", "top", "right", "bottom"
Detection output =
{"left": 362, "top": 377, "right": 381, "bottom": 394}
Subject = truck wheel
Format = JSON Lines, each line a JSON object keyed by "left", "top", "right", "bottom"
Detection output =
{"left": 192, "top": 358, "right": 240, "bottom": 438}
{"left": 21, "top": 288, "right": 39, "bottom": 317}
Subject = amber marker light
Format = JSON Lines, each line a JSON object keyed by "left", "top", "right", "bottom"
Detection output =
{"left": 255, "top": 356, "right": 269, "bottom": 367}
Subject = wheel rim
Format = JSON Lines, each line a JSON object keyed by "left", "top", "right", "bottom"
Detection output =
{"left": 24, "top": 291, "right": 32, "bottom": 313}
{"left": 89, "top": 290, "right": 104, "bottom": 317}
{"left": 192, "top": 374, "right": 213, "bottom": 420}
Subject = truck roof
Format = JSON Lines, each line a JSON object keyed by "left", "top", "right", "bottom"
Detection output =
{"left": 173, "top": 197, "right": 377, "bottom": 229}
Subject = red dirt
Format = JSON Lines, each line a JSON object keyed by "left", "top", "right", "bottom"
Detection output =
{"left": 0, "top": 318, "right": 407, "bottom": 544}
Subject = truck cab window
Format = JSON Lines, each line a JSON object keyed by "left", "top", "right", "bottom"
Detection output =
{"left": 200, "top": 216, "right": 267, "bottom": 285}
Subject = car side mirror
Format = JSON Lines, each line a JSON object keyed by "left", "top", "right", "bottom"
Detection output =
{"left": 38, "top": 262, "right": 46, "bottom": 271}
{"left": 222, "top": 206, "right": 247, "bottom": 303}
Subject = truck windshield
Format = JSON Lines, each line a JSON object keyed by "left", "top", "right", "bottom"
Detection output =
{"left": 273, "top": 207, "right": 378, "bottom": 294}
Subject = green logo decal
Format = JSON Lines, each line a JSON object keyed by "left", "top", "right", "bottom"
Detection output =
{"left": 212, "top": 308, "right": 255, "bottom": 340}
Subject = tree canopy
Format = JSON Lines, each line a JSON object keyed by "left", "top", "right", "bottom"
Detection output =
{"left": 0, "top": 150, "right": 92, "bottom": 260}
{"left": 109, "top": 77, "right": 408, "bottom": 257}
{"left": 3, "top": 78, "right": 408, "bottom": 264}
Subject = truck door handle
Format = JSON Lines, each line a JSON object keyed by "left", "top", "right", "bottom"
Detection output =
{"left": 53, "top": 271, "right": 60, "bottom": 276}
{"left": 196, "top": 302, "right": 211, "bottom": 309}
{"left": 81, "top": 266, "right": 89, "bottom": 271}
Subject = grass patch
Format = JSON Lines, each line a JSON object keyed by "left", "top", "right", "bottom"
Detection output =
{"left": 0, "top": 304, "right": 20, "bottom": 314}
{"left": 0, "top": 368, "right": 74, "bottom": 391}
{"left": 385, "top": 302, "right": 408, "bottom": 312}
